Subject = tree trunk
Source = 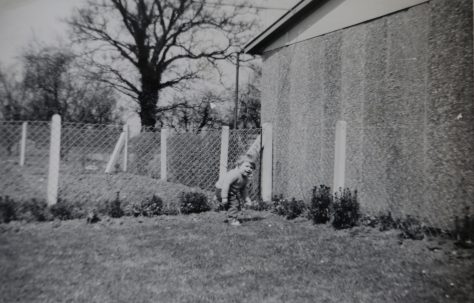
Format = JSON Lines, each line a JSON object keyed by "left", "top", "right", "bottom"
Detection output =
{"left": 138, "top": 85, "right": 159, "bottom": 129}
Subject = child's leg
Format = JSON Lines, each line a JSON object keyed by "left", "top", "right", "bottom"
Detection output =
{"left": 215, "top": 188, "right": 229, "bottom": 211}
{"left": 215, "top": 188, "right": 222, "bottom": 203}
{"left": 227, "top": 195, "right": 241, "bottom": 220}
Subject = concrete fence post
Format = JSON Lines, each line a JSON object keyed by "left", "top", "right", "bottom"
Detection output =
{"left": 19, "top": 122, "right": 27, "bottom": 166}
{"left": 161, "top": 128, "right": 168, "bottom": 181}
{"left": 219, "top": 126, "right": 229, "bottom": 180}
{"left": 105, "top": 129, "right": 126, "bottom": 173}
{"left": 261, "top": 123, "right": 272, "bottom": 202}
{"left": 47, "top": 114, "right": 61, "bottom": 206}
{"left": 333, "top": 120, "right": 347, "bottom": 194}
{"left": 122, "top": 124, "right": 129, "bottom": 172}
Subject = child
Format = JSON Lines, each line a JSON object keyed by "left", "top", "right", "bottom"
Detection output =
{"left": 215, "top": 155, "right": 256, "bottom": 226}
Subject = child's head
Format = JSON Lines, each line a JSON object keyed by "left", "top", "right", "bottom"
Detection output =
{"left": 236, "top": 155, "right": 256, "bottom": 177}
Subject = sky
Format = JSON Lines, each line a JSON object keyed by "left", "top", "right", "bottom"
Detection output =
{"left": 0, "top": 0, "right": 298, "bottom": 67}
{"left": 0, "top": 0, "right": 299, "bottom": 130}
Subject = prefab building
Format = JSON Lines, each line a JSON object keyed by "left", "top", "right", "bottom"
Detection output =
{"left": 245, "top": 0, "right": 474, "bottom": 229}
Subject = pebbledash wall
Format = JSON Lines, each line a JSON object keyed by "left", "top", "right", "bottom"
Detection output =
{"left": 257, "top": 0, "right": 474, "bottom": 228}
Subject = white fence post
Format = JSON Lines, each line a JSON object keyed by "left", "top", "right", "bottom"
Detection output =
{"left": 261, "top": 123, "right": 272, "bottom": 202}
{"left": 105, "top": 130, "right": 126, "bottom": 173}
{"left": 219, "top": 126, "right": 229, "bottom": 180}
{"left": 161, "top": 128, "right": 168, "bottom": 181}
{"left": 333, "top": 120, "right": 347, "bottom": 194}
{"left": 19, "top": 122, "right": 27, "bottom": 166}
{"left": 122, "top": 124, "right": 128, "bottom": 172}
{"left": 47, "top": 115, "right": 61, "bottom": 206}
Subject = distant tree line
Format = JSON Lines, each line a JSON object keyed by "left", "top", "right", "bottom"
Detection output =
{"left": 0, "top": 45, "right": 120, "bottom": 123}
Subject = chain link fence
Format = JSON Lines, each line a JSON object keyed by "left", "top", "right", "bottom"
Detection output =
{"left": 167, "top": 129, "right": 221, "bottom": 192}
{"left": 0, "top": 120, "right": 262, "bottom": 210}
{"left": 0, "top": 121, "right": 51, "bottom": 201}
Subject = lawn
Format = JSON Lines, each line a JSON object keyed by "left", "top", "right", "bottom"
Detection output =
{"left": 0, "top": 211, "right": 472, "bottom": 303}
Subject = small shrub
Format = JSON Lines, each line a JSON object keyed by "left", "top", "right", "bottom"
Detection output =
{"left": 179, "top": 191, "right": 210, "bottom": 214}
{"left": 332, "top": 188, "right": 360, "bottom": 229}
{"left": 49, "top": 201, "right": 73, "bottom": 220}
{"left": 379, "top": 212, "right": 397, "bottom": 231}
{"left": 106, "top": 192, "right": 124, "bottom": 218}
{"left": 272, "top": 195, "right": 286, "bottom": 216}
{"left": 16, "top": 199, "right": 51, "bottom": 222}
{"left": 245, "top": 199, "right": 272, "bottom": 211}
{"left": 273, "top": 195, "right": 306, "bottom": 220}
{"left": 140, "top": 195, "right": 163, "bottom": 217}
{"left": 86, "top": 209, "right": 100, "bottom": 224}
{"left": 162, "top": 204, "right": 179, "bottom": 216}
{"left": 454, "top": 207, "right": 474, "bottom": 244}
{"left": 0, "top": 196, "right": 17, "bottom": 223}
{"left": 125, "top": 195, "right": 164, "bottom": 217}
{"left": 127, "top": 202, "right": 142, "bottom": 217}
{"left": 309, "top": 185, "right": 332, "bottom": 224}
{"left": 398, "top": 216, "right": 424, "bottom": 240}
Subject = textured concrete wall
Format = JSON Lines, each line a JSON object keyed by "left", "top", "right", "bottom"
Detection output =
{"left": 261, "top": 0, "right": 474, "bottom": 228}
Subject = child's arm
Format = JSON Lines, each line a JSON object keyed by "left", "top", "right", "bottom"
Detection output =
{"left": 241, "top": 181, "right": 252, "bottom": 204}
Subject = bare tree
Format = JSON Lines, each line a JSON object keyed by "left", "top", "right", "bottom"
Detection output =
{"left": 68, "top": 0, "right": 256, "bottom": 128}
{"left": 162, "top": 89, "right": 227, "bottom": 131}
{"left": 0, "top": 67, "right": 27, "bottom": 120}
{"left": 237, "top": 62, "right": 260, "bottom": 128}
{"left": 0, "top": 45, "right": 120, "bottom": 123}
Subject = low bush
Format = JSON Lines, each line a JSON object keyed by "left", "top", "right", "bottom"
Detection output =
{"left": 49, "top": 201, "right": 73, "bottom": 220}
{"left": 398, "top": 216, "right": 424, "bottom": 240}
{"left": 0, "top": 196, "right": 17, "bottom": 223}
{"left": 162, "top": 204, "right": 180, "bottom": 216}
{"left": 308, "top": 185, "right": 332, "bottom": 224}
{"left": 127, "top": 202, "right": 142, "bottom": 217}
{"left": 132, "top": 195, "right": 163, "bottom": 217}
{"left": 332, "top": 188, "right": 360, "bottom": 229}
{"left": 16, "top": 199, "right": 51, "bottom": 222}
{"left": 103, "top": 192, "right": 124, "bottom": 218}
{"left": 454, "top": 207, "right": 474, "bottom": 244}
{"left": 273, "top": 195, "right": 306, "bottom": 220}
{"left": 379, "top": 212, "right": 397, "bottom": 231}
{"left": 245, "top": 199, "right": 272, "bottom": 211}
{"left": 360, "top": 212, "right": 397, "bottom": 231}
{"left": 179, "top": 191, "right": 210, "bottom": 214}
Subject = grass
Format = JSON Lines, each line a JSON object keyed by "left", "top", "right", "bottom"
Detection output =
{"left": 0, "top": 211, "right": 472, "bottom": 303}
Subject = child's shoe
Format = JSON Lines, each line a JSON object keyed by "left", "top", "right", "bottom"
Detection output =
{"left": 229, "top": 218, "right": 241, "bottom": 226}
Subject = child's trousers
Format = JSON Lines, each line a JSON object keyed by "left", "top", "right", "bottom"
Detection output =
{"left": 215, "top": 188, "right": 241, "bottom": 219}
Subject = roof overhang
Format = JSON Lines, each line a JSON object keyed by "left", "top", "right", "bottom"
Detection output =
{"left": 244, "top": 0, "right": 326, "bottom": 55}
{"left": 244, "top": 0, "right": 429, "bottom": 55}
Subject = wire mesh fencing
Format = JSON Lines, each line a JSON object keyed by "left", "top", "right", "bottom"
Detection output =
{"left": 57, "top": 122, "right": 123, "bottom": 207}
{"left": 0, "top": 120, "right": 263, "bottom": 210}
{"left": 167, "top": 129, "right": 221, "bottom": 192}
{"left": 127, "top": 126, "right": 161, "bottom": 178}
{"left": 0, "top": 121, "right": 51, "bottom": 201}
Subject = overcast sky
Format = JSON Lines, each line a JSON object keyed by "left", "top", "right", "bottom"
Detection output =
{"left": 0, "top": 0, "right": 298, "bottom": 127}
{"left": 0, "top": 0, "right": 298, "bottom": 68}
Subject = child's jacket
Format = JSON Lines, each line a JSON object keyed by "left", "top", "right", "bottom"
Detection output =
{"left": 215, "top": 168, "right": 249, "bottom": 201}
